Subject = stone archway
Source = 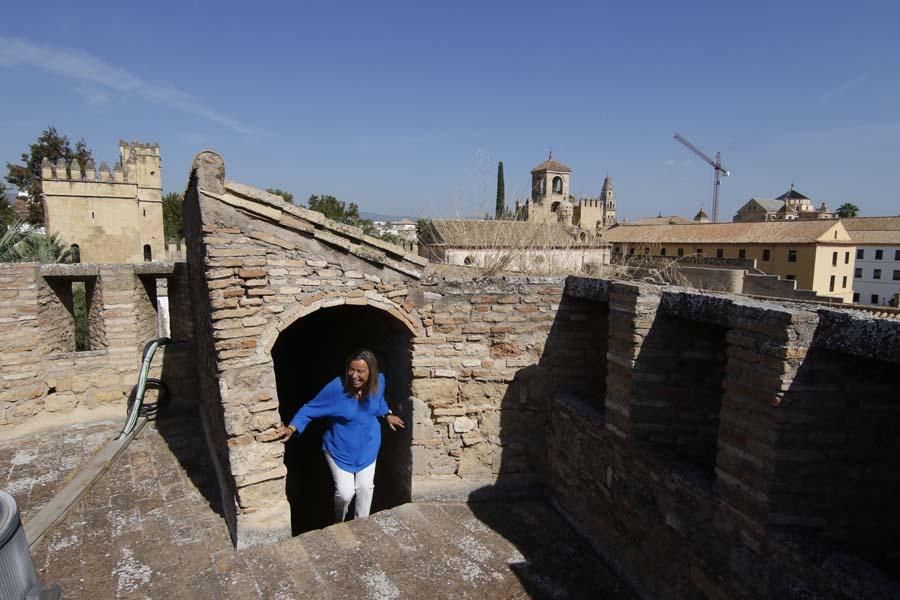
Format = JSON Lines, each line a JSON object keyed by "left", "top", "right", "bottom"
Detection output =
{"left": 271, "top": 302, "right": 414, "bottom": 533}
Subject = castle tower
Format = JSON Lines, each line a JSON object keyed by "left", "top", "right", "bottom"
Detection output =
{"left": 526, "top": 152, "right": 572, "bottom": 225}
{"left": 120, "top": 141, "right": 164, "bottom": 260}
{"left": 600, "top": 176, "right": 616, "bottom": 226}
{"left": 41, "top": 140, "right": 165, "bottom": 263}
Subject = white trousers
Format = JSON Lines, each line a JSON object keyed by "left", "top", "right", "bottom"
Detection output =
{"left": 324, "top": 451, "right": 376, "bottom": 522}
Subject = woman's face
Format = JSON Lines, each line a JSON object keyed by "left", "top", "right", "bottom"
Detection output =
{"left": 347, "top": 359, "right": 370, "bottom": 391}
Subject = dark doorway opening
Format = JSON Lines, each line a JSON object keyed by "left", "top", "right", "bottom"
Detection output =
{"left": 272, "top": 304, "right": 413, "bottom": 534}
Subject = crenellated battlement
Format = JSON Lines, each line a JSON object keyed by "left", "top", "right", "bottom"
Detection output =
{"left": 40, "top": 139, "right": 165, "bottom": 263}
{"left": 40, "top": 139, "right": 160, "bottom": 185}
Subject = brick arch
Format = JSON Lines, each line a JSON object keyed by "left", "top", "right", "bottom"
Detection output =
{"left": 259, "top": 293, "right": 422, "bottom": 354}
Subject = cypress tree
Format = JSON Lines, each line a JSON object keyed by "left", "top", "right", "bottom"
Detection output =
{"left": 495, "top": 161, "right": 505, "bottom": 220}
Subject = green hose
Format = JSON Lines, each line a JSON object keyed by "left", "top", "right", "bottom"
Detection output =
{"left": 116, "top": 337, "right": 173, "bottom": 440}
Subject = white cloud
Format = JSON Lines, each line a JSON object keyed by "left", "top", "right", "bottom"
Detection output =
{"left": 73, "top": 86, "right": 110, "bottom": 106}
{"left": 0, "top": 36, "right": 252, "bottom": 134}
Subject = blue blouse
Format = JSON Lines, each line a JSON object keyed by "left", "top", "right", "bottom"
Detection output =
{"left": 288, "top": 373, "right": 390, "bottom": 473}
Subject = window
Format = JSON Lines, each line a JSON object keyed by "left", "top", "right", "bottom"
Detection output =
{"left": 143, "top": 244, "right": 152, "bottom": 262}
{"left": 738, "top": 249, "right": 746, "bottom": 259}
{"left": 677, "top": 248, "right": 684, "bottom": 257}
{"left": 857, "top": 248, "right": 864, "bottom": 260}
{"left": 874, "top": 269, "right": 881, "bottom": 280}
{"left": 853, "top": 292, "right": 860, "bottom": 302}
{"left": 716, "top": 248, "right": 724, "bottom": 258}
{"left": 844, "top": 252, "right": 850, "bottom": 264}
{"left": 895, "top": 250, "right": 900, "bottom": 261}
{"left": 786, "top": 274, "right": 796, "bottom": 281}
{"left": 832, "top": 252, "right": 838, "bottom": 266}
{"left": 875, "top": 249, "right": 884, "bottom": 260}
{"left": 695, "top": 248, "right": 703, "bottom": 255}
{"left": 829, "top": 275, "right": 835, "bottom": 292}
{"left": 842, "top": 275, "right": 847, "bottom": 288}
{"left": 660, "top": 248, "right": 667, "bottom": 256}
{"left": 854, "top": 267, "right": 862, "bottom": 278}
{"left": 629, "top": 247, "right": 635, "bottom": 255}
{"left": 643, "top": 247, "right": 649, "bottom": 254}
{"left": 762, "top": 249, "right": 770, "bottom": 261}
{"left": 463, "top": 255, "right": 476, "bottom": 266}
{"left": 871, "top": 294, "right": 879, "bottom": 304}
{"left": 142, "top": 209, "right": 146, "bottom": 217}
{"left": 788, "top": 249, "right": 797, "bottom": 262}
{"left": 552, "top": 176, "right": 563, "bottom": 194}
{"left": 893, "top": 270, "right": 900, "bottom": 281}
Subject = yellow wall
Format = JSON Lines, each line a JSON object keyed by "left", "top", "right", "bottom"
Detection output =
{"left": 616, "top": 242, "right": 855, "bottom": 302}
{"left": 42, "top": 142, "right": 165, "bottom": 264}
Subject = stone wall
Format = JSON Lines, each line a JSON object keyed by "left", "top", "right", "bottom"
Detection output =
{"left": 183, "top": 151, "right": 900, "bottom": 597}
{"left": 546, "top": 280, "right": 900, "bottom": 599}
{"left": 182, "top": 152, "right": 596, "bottom": 547}
{"left": 0, "top": 262, "right": 194, "bottom": 432}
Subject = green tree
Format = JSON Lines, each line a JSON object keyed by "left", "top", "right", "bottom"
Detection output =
{"left": 307, "top": 194, "right": 376, "bottom": 235}
{"left": 5, "top": 127, "right": 94, "bottom": 225}
{"left": 0, "top": 186, "right": 16, "bottom": 230}
{"left": 266, "top": 188, "right": 294, "bottom": 204}
{"left": 495, "top": 161, "right": 506, "bottom": 220}
{"left": 0, "top": 221, "right": 73, "bottom": 263}
{"left": 162, "top": 192, "right": 184, "bottom": 241}
{"left": 416, "top": 219, "right": 432, "bottom": 241}
{"left": 836, "top": 203, "right": 860, "bottom": 218}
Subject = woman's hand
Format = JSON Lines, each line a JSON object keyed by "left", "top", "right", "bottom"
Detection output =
{"left": 276, "top": 423, "right": 296, "bottom": 442}
{"left": 385, "top": 414, "right": 405, "bottom": 431}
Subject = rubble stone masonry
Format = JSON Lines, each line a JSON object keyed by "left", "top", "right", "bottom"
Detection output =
{"left": 0, "top": 262, "right": 194, "bottom": 431}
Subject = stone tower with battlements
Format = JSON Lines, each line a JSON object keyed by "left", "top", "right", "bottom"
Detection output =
{"left": 42, "top": 140, "right": 164, "bottom": 263}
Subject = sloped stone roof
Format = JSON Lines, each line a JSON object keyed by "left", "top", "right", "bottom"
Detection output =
{"left": 604, "top": 220, "right": 852, "bottom": 244}
{"left": 190, "top": 151, "right": 428, "bottom": 278}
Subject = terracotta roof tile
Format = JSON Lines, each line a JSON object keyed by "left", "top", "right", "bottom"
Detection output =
{"left": 603, "top": 220, "right": 851, "bottom": 244}
{"left": 842, "top": 216, "right": 900, "bottom": 244}
{"left": 530, "top": 159, "right": 571, "bottom": 173}
{"left": 424, "top": 220, "right": 602, "bottom": 248}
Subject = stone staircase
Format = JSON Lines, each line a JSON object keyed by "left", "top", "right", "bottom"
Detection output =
{"left": 238, "top": 501, "right": 634, "bottom": 599}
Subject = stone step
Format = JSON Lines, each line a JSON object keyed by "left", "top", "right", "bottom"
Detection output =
{"left": 248, "top": 500, "right": 635, "bottom": 599}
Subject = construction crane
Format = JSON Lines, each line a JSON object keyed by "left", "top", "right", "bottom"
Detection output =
{"left": 673, "top": 133, "right": 730, "bottom": 223}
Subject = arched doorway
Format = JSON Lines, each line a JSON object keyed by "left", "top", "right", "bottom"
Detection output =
{"left": 272, "top": 304, "right": 413, "bottom": 534}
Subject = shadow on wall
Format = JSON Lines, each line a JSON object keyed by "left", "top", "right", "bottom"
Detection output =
{"left": 466, "top": 292, "right": 624, "bottom": 596}
{"left": 153, "top": 268, "right": 225, "bottom": 519}
{"left": 272, "top": 304, "right": 413, "bottom": 535}
{"left": 776, "top": 343, "right": 900, "bottom": 579}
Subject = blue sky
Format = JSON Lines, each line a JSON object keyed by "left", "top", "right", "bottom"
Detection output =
{"left": 1, "top": 0, "right": 898, "bottom": 220}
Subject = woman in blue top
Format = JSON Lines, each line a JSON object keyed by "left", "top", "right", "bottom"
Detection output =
{"left": 276, "top": 349, "right": 405, "bottom": 522}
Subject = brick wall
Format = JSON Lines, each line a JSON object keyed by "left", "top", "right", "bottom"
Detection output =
{"left": 0, "top": 263, "right": 194, "bottom": 431}
{"left": 546, "top": 282, "right": 900, "bottom": 598}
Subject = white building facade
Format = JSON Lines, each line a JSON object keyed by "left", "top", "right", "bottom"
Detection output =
{"left": 844, "top": 217, "right": 900, "bottom": 306}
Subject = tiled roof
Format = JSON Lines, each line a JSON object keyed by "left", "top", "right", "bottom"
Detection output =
{"left": 530, "top": 159, "right": 572, "bottom": 173}
{"left": 740, "top": 198, "right": 785, "bottom": 213}
{"left": 603, "top": 220, "right": 852, "bottom": 244}
{"left": 627, "top": 215, "right": 694, "bottom": 226}
{"left": 842, "top": 217, "right": 900, "bottom": 245}
{"left": 423, "top": 220, "right": 602, "bottom": 248}
{"left": 776, "top": 189, "right": 810, "bottom": 200}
